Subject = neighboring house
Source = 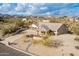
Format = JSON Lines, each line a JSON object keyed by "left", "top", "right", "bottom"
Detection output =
{"left": 42, "top": 20, "right": 50, "bottom": 23}
{"left": 37, "top": 22, "right": 68, "bottom": 35}
{"left": 22, "top": 18, "right": 27, "bottom": 21}
{"left": 30, "top": 24, "right": 38, "bottom": 29}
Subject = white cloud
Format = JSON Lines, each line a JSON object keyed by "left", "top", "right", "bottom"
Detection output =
{"left": 15, "top": 3, "right": 26, "bottom": 12}
{"left": 40, "top": 7, "right": 48, "bottom": 10}
{"left": 0, "top": 3, "right": 51, "bottom": 16}
{"left": 0, "top": 3, "right": 79, "bottom": 16}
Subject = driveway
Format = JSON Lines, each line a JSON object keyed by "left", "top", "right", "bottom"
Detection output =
{"left": 1, "top": 34, "right": 24, "bottom": 45}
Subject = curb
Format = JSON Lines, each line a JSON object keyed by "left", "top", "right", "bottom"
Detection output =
{"left": 0, "top": 41, "right": 34, "bottom": 56}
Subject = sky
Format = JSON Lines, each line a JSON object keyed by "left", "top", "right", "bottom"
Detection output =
{"left": 0, "top": 3, "right": 79, "bottom": 16}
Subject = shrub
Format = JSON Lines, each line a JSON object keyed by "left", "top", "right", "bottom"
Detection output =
{"left": 15, "top": 20, "right": 25, "bottom": 27}
{"left": 2, "top": 28, "right": 9, "bottom": 35}
{"left": 32, "top": 35, "right": 62, "bottom": 47}
{"left": 1, "top": 24, "right": 18, "bottom": 35}
{"left": 0, "top": 17, "right": 4, "bottom": 22}
{"left": 74, "top": 37, "right": 79, "bottom": 42}
{"left": 32, "top": 36, "right": 54, "bottom": 47}
{"left": 69, "top": 23, "right": 79, "bottom": 35}
{"left": 42, "top": 36, "right": 63, "bottom": 47}
{"left": 42, "top": 32, "right": 50, "bottom": 39}
{"left": 1, "top": 20, "right": 27, "bottom": 35}
{"left": 72, "top": 28, "right": 79, "bottom": 35}
{"left": 42, "top": 38, "right": 53, "bottom": 47}
{"left": 32, "top": 39, "right": 43, "bottom": 44}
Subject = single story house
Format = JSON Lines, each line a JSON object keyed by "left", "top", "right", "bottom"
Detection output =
{"left": 37, "top": 22, "right": 68, "bottom": 35}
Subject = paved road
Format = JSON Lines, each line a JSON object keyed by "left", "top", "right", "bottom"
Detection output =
{"left": 0, "top": 43, "right": 30, "bottom": 56}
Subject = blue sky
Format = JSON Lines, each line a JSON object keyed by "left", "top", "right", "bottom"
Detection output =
{"left": 0, "top": 3, "right": 79, "bottom": 16}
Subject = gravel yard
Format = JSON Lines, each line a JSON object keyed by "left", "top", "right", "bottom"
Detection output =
{"left": 27, "top": 34, "right": 79, "bottom": 56}
{"left": 2, "top": 33, "right": 79, "bottom": 56}
{"left": 11, "top": 35, "right": 32, "bottom": 51}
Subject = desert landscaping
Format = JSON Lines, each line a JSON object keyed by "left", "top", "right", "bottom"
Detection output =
{"left": 0, "top": 16, "right": 79, "bottom": 56}
{"left": 5, "top": 33, "right": 79, "bottom": 56}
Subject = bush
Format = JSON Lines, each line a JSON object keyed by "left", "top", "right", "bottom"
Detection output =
{"left": 42, "top": 38, "right": 53, "bottom": 47}
{"left": 1, "top": 24, "right": 18, "bottom": 35}
{"left": 42, "top": 32, "right": 50, "bottom": 39}
{"left": 1, "top": 20, "right": 27, "bottom": 35}
{"left": 72, "top": 28, "right": 79, "bottom": 35}
{"left": 42, "top": 36, "right": 63, "bottom": 47}
{"left": 32, "top": 36, "right": 54, "bottom": 47}
{"left": 32, "top": 36, "right": 53, "bottom": 46}
{"left": 69, "top": 23, "right": 79, "bottom": 35}
{"left": 32, "top": 39, "right": 43, "bottom": 44}
{"left": 74, "top": 37, "right": 79, "bottom": 42}
{"left": 0, "top": 17, "right": 4, "bottom": 22}
{"left": 15, "top": 20, "right": 25, "bottom": 27}
{"left": 2, "top": 27, "right": 9, "bottom": 35}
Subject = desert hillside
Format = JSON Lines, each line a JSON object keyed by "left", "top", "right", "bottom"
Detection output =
{"left": 0, "top": 16, "right": 79, "bottom": 38}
